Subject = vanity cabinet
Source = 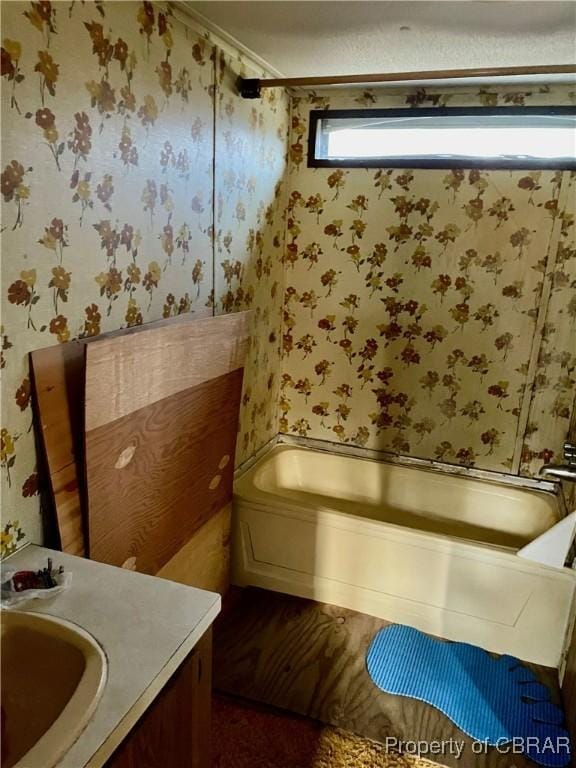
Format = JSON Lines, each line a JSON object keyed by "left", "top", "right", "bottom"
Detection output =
{"left": 105, "top": 629, "right": 212, "bottom": 768}
{"left": 562, "top": 623, "right": 576, "bottom": 755}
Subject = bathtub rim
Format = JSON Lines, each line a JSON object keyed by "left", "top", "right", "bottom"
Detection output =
{"left": 236, "top": 434, "right": 561, "bottom": 497}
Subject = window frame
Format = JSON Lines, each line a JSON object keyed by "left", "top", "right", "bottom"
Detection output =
{"left": 307, "top": 106, "right": 576, "bottom": 170}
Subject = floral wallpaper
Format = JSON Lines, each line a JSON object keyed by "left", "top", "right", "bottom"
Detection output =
{"left": 214, "top": 51, "right": 289, "bottom": 466}
{"left": 520, "top": 172, "right": 576, "bottom": 476}
{"left": 0, "top": 1, "right": 288, "bottom": 557}
{"left": 2, "top": 5, "right": 574, "bottom": 559}
{"left": 280, "top": 85, "right": 576, "bottom": 475}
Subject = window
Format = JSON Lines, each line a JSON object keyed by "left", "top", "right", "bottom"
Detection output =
{"left": 308, "top": 107, "right": 576, "bottom": 169}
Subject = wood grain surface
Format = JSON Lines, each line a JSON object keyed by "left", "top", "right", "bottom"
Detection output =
{"left": 30, "top": 342, "right": 87, "bottom": 556}
{"left": 106, "top": 628, "right": 212, "bottom": 768}
{"left": 157, "top": 504, "right": 232, "bottom": 594}
{"left": 84, "top": 311, "right": 251, "bottom": 431}
{"left": 214, "top": 588, "right": 564, "bottom": 768}
{"left": 28, "top": 310, "right": 215, "bottom": 557}
{"left": 30, "top": 308, "right": 234, "bottom": 556}
{"left": 85, "top": 370, "right": 243, "bottom": 574}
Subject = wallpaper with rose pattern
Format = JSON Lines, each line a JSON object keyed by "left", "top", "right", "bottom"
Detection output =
{"left": 0, "top": 1, "right": 289, "bottom": 557}
{"left": 280, "top": 86, "right": 575, "bottom": 475}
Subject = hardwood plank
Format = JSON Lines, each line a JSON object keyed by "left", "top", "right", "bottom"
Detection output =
{"left": 106, "top": 628, "right": 212, "bottom": 768}
{"left": 84, "top": 311, "right": 251, "bottom": 431}
{"left": 214, "top": 588, "right": 564, "bottom": 768}
{"left": 85, "top": 370, "right": 243, "bottom": 574}
{"left": 157, "top": 504, "right": 232, "bottom": 595}
{"left": 30, "top": 342, "right": 86, "bottom": 556}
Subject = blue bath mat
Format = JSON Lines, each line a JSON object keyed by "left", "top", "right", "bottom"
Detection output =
{"left": 366, "top": 625, "right": 570, "bottom": 767}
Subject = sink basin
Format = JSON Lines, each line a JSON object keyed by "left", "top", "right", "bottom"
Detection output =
{"left": 1, "top": 611, "right": 107, "bottom": 768}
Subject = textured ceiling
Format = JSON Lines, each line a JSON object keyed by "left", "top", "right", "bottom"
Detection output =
{"left": 184, "top": 1, "right": 576, "bottom": 77}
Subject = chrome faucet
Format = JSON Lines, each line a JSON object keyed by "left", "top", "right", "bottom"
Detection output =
{"left": 539, "top": 441, "right": 576, "bottom": 482}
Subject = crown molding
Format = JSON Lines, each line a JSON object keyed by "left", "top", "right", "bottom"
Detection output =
{"left": 169, "top": 1, "right": 286, "bottom": 78}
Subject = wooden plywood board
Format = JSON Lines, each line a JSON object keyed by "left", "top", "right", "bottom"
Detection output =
{"left": 157, "top": 505, "right": 231, "bottom": 595}
{"left": 28, "top": 308, "right": 217, "bottom": 557}
{"left": 85, "top": 312, "right": 251, "bottom": 574}
{"left": 30, "top": 342, "right": 87, "bottom": 556}
{"left": 85, "top": 373, "right": 242, "bottom": 573}
{"left": 84, "top": 312, "right": 251, "bottom": 431}
{"left": 214, "top": 588, "right": 563, "bottom": 768}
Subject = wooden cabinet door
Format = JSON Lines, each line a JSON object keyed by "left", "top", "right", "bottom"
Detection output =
{"left": 106, "top": 628, "right": 212, "bottom": 768}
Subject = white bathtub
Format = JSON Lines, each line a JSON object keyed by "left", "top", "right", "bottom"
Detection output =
{"left": 232, "top": 445, "right": 576, "bottom": 668}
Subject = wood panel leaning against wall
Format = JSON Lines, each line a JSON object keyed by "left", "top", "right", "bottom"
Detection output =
{"left": 83, "top": 312, "right": 251, "bottom": 577}
{"left": 31, "top": 311, "right": 250, "bottom": 590}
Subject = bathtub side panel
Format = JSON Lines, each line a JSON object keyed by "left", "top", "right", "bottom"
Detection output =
{"left": 232, "top": 501, "right": 576, "bottom": 668}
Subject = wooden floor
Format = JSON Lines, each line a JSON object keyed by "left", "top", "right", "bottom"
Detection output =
{"left": 214, "top": 588, "right": 564, "bottom": 768}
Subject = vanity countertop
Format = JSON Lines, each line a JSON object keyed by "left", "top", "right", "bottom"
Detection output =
{"left": 1, "top": 544, "right": 221, "bottom": 767}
